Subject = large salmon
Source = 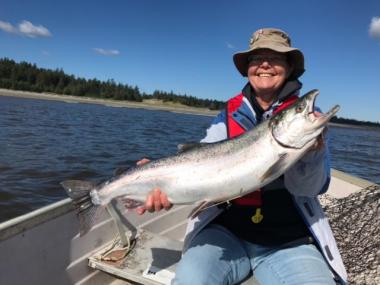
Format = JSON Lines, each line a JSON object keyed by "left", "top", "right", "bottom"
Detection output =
{"left": 62, "top": 89, "right": 339, "bottom": 236}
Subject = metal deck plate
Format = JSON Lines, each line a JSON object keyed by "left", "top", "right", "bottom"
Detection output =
{"left": 88, "top": 230, "right": 182, "bottom": 285}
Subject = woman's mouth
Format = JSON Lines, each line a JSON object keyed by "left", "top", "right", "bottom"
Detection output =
{"left": 257, "top": 73, "right": 275, "bottom": 77}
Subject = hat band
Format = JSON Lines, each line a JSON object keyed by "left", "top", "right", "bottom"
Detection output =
{"left": 250, "top": 39, "right": 291, "bottom": 50}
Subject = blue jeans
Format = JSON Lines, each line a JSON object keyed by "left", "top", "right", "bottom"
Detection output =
{"left": 172, "top": 224, "right": 335, "bottom": 285}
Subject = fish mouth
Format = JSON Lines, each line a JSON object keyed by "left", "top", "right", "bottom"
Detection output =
{"left": 306, "top": 90, "right": 340, "bottom": 126}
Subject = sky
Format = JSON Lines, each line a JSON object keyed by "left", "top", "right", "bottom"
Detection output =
{"left": 0, "top": 0, "right": 379, "bottom": 122}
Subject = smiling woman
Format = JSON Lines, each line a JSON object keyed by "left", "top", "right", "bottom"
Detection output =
{"left": 142, "top": 28, "right": 348, "bottom": 285}
{"left": 247, "top": 49, "right": 290, "bottom": 108}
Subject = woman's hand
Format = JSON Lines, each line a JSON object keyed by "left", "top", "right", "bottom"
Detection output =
{"left": 135, "top": 158, "right": 172, "bottom": 215}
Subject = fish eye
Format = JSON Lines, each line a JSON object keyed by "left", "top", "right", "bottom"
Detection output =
{"left": 295, "top": 104, "right": 304, "bottom": 113}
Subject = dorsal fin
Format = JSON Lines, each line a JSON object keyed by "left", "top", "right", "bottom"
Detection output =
{"left": 177, "top": 142, "right": 206, "bottom": 153}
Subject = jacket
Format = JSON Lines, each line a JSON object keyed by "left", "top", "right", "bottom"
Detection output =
{"left": 183, "top": 83, "right": 348, "bottom": 284}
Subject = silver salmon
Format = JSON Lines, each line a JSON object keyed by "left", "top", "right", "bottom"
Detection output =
{"left": 62, "top": 89, "right": 339, "bottom": 236}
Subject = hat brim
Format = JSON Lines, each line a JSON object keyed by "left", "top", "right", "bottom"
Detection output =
{"left": 233, "top": 46, "right": 305, "bottom": 80}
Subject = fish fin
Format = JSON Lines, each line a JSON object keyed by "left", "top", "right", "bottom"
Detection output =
{"left": 188, "top": 200, "right": 215, "bottom": 219}
{"left": 113, "top": 166, "right": 131, "bottom": 176}
{"left": 260, "top": 153, "right": 289, "bottom": 183}
{"left": 177, "top": 142, "right": 207, "bottom": 153}
{"left": 61, "top": 180, "right": 103, "bottom": 236}
{"left": 118, "top": 197, "right": 143, "bottom": 209}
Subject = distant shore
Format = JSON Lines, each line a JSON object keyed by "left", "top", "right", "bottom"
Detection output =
{"left": 1, "top": 89, "right": 378, "bottom": 130}
{"left": 0, "top": 88, "right": 219, "bottom": 117}
{"left": 328, "top": 122, "right": 379, "bottom": 130}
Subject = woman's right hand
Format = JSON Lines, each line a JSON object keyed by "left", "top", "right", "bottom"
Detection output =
{"left": 135, "top": 158, "right": 172, "bottom": 215}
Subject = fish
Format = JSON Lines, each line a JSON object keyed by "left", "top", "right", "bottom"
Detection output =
{"left": 62, "top": 89, "right": 339, "bottom": 236}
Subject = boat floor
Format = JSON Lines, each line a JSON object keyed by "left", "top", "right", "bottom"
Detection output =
{"left": 89, "top": 229, "right": 258, "bottom": 285}
{"left": 89, "top": 229, "right": 181, "bottom": 285}
{"left": 1, "top": 168, "right": 370, "bottom": 285}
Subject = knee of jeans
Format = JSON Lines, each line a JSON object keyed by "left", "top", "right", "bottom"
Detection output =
{"left": 173, "top": 225, "right": 251, "bottom": 284}
{"left": 172, "top": 247, "right": 251, "bottom": 285}
{"left": 172, "top": 263, "right": 209, "bottom": 285}
{"left": 173, "top": 263, "right": 251, "bottom": 285}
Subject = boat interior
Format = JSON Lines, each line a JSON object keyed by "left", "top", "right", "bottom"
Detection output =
{"left": 0, "top": 169, "right": 372, "bottom": 285}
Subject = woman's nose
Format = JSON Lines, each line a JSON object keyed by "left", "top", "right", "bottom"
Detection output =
{"left": 260, "top": 60, "right": 270, "bottom": 67}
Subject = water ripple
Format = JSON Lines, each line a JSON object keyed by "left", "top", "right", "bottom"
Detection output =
{"left": 0, "top": 95, "right": 378, "bottom": 222}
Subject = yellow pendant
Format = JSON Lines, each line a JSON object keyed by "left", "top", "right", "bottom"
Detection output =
{"left": 251, "top": 208, "right": 264, "bottom": 224}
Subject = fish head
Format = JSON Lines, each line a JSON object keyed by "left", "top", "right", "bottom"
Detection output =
{"left": 270, "top": 89, "right": 340, "bottom": 149}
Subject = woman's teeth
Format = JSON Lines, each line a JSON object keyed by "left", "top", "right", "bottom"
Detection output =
{"left": 258, "top": 73, "right": 273, "bottom": 77}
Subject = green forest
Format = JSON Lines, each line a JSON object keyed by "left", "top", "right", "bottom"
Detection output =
{"left": 329, "top": 117, "right": 379, "bottom": 128}
{"left": 0, "top": 58, "right": 379, "bottom": 127}
{"left": 0, "top": 58, "right": 225, "bottom": 110}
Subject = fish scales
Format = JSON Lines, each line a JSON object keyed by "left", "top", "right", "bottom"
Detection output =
{"left": 62, "top": 89, "right": 340, "bottom": 236}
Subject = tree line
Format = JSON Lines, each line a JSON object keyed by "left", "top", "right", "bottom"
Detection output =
{"left": 0, "top": 58, "right": 225, "bottom": 110}
{"left": 0, "top": 58, "right": 378, "bottom": 126}
{"left": 330, "top": 116, "right": 379, "bottom": 128}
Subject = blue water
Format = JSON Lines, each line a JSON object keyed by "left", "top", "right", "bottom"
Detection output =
{"left": 328, "top": 125, "right": 380, "bottom": 184}
{"left": 0, "top": 95, "right": 379, "bottom": 222}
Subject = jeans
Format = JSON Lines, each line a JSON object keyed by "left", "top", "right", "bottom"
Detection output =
{"left": 172, "top": 224, "right": 335, "bottom": 285}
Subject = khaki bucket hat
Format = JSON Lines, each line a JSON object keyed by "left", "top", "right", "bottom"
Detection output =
{"left": 233, "top": 28, "right": 305, "bottom": 79}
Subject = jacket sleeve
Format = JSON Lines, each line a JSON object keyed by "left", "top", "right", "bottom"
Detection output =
{"left": 200, "top": 110, "right": 228, "bottom": 143}
{"left": 284, "top": 133, "right": 331, "bottom": 197}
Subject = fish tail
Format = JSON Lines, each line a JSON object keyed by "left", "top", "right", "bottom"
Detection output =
{"left": 61, "top": 180, "right": 102, "bottom": 236}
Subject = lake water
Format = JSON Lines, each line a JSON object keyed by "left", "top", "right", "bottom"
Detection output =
{"left": 0, "top": 95, "right": 379, "bottom": 222}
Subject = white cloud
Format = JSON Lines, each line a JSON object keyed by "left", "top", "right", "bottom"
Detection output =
{"left": 18, "top": 20, "right": 51, "bottom": 38}
{"left": 226, "top": 42, "right": 235, "bottom": 49}
{"left": 369, "top": 17, "right": 380, "bottom": 38}
{"left": 0, "top": 20, "right": 52, "bottom": 38}
{"left": 0, "top": 21, "right": 17, "bottom": 33}
{"left": 93, "top": 48, "right": 120, "bottom": 56}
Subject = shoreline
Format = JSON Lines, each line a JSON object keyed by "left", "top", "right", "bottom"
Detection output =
{"left": 1, "top": 88, "right": 378, "bottom": 130}
{"left": 328, "top": 122, "right": 379, "bottom": 130}
{"left": 0, "top": 88, "right": 219, "bottom": 117}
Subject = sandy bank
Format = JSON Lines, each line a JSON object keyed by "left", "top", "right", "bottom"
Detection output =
{"left": 2, "top": 89, "right": 377, "bottom": 130}
{"left": 0, "top": 88, "right": 219, "bottom": 117}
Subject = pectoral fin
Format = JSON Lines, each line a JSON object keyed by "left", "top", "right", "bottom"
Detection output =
{"left": 188, "top": 201, "right": 215, "bottom": 219}
{"left": 260, "top": 153, "right": 289, "bottom": 182}
{"left": 118, "top": 197, "right": 143, "bottom": 209}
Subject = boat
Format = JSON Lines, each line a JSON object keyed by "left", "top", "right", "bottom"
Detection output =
{"left": 0, "top": 169, "right": 375, "bottom": 285}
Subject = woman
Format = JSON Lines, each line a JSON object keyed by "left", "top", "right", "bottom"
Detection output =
{"left": 138, "top": 28, "right": 347, "bottom": 285}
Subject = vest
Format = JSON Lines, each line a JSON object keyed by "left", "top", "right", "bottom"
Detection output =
{"left": 226, "top": 93, "right": 298, "bottom": 206}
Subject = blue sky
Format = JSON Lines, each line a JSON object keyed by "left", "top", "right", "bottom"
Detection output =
{"left": 0, "top": 0, "right": 379, "bottom": 122}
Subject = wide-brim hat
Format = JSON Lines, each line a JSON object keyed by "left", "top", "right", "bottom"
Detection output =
{"left": 233, "top": 28, "right": 305, "bottom": 80}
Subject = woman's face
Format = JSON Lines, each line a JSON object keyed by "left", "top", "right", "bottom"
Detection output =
{"left": 247, "top": 49, "right": 291, "bottom": 97}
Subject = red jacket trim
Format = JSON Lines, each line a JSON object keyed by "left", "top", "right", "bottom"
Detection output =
{"left": 226, "top": 93, "right": 245, "bottom": 139}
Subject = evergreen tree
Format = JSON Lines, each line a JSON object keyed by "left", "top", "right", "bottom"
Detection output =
{"left": 0, "top": 57, "right": 225, "bottom": 110}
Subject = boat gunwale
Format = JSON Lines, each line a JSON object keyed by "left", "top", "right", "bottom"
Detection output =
{"left": 330, "top": 169, "right": 375, "bottom": 188}
{"left": 0, "top": 198, "right": 73, "bottom": 242}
